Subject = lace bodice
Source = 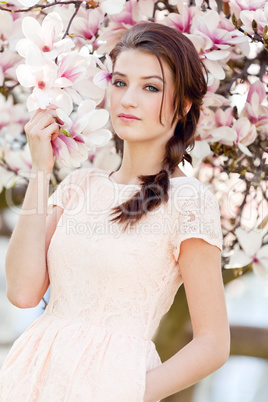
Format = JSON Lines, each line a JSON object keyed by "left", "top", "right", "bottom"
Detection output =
{"left": 46, "top": 167, "right": 223, "bottom": 340}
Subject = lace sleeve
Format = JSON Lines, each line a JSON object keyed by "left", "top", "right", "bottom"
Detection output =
{"left": 172, "top": 185, "right": 223, "bottom": 262}
{"left": 47, "top": 168, "right": 89, "bottom": 213}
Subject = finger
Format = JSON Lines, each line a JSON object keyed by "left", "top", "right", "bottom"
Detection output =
{"left": 25, "top": 108, "right": 46, "bottom": 130}
{"left": 36, "top": 114, "right": 55, "bottom": 130}
{"left": 47, "top": 104, "right": 58, "bottom": 110}
{"left": 41, "top": 122, "right": 61, "bottom": 140}
{"left": 29, "top": 109, "right": 53, "bottom": 128}
{"left": 46, "top": 109, "right": 64, "bottom": 124}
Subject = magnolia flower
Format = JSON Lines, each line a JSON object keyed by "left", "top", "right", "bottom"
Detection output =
{"left": 0, "top": 11, "right": 14, "bottom": 48}
{"left": 187, "top": 10, "right": 249, "bottom": 79}
{"left": 209, "top": 116, "right": 256, "bottom": 156}
{"left": 0, "top": 165, "right": 20, "bottom": 193}
{"left": 72, "top": 8, "right": 105, "bottom": 43}
{"left": 230, "top": 0, "right": 266, "bottom": 13}
{"left": 62, "top": 50, "right": 106, "bottom": 104}
{"left": 215, "top": 107, "right": 233, "bottom": 127}
{"left": 240, "top": 4, "right": 268, "bottom": 35}
{"left": 185, "top": 32, "right": 230, "bottom": 80}
{"left": 98, "top": 0, "right": 126, "bottom": 15}
{"left": 233, "top": 117, "right": 257, "bottom": 156}
{"left": 16, "top": 13, "right": 74, "bottom": 60}
{"left": 93, "top": 55, "right": 113, "bottom": 89}
{"left": 0, "top": 93, "right": 29, "bottom": 140}
{"left": 16, "top": 50, "right": 73, "bottom": 113}
{"left": 227, "top": 227, "right": 268, "bottom": 277}
{"left": 0, "top": 49, "right": 22, "bottom": 86}
{"left": 97, "top": 0, "right": 144, "bottom": 54}
{"left": 203, "top": 90, "right": 231, "bottom": 108}
{"left": 189, "top": 140, "right": 212, "bottom": 167}
{"left": 160, "top": 5, "right": 196, "bottom": 33}
{"left": 15, "top": 0, "right": 39, "bottom": 7}
{"left": 138, "top": 0, "right": 157, "bottom": 18}
{"left": 51, "top": 100, "right": 112, "bottom": 168}
{"left": 241, "top": 80, "right": 268, "bottom": 131}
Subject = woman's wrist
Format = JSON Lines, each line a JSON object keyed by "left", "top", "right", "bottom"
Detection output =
{"left": 143, "top": 367, "right": 162, "bottom": 402}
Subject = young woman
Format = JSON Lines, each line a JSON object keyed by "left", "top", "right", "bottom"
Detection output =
{"left": 0, "top": 22, "right": 230, "bottom": 402}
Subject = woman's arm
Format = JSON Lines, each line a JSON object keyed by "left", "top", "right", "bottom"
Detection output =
{"left": 5, "top": 170, "right": 52, "bottom": 308}
{"left": 5, "top": 107, "right": 62, "bottom": 308}
{"left": 144, "top": 237, "right": 230, "bottom": 402}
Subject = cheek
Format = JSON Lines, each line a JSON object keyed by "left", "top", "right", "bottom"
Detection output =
{"left": 110, "top": 91, "right": 117, "bottom": 116}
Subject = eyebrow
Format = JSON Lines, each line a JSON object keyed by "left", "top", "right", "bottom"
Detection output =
{"left": 112, "top": 71, "right": 165, "bottom": 83}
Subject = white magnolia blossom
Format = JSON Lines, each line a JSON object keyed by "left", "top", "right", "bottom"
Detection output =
{"left": 227, "top": 227, "right": 268, "bottom": 277}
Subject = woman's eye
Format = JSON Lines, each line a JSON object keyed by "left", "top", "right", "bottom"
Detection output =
{"left": 112, "top": 80, "right": 125, "bottom": 87}
{"left": 146, "top": 85, "right": 159, "bottom": 92}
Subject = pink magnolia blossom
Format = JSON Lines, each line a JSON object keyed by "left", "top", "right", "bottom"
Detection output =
{"left": 72, "top": 8, "right": 105, "bottom": 44}
{"left": 97, "top": 0, "right": 147, "bottom": 54}
{"left": 203, "top": 91, "right": 231, "bottom": 108}
{"left": 206, "top": 126, "right": 237, "bottom": 146}
{"left": 51, "top": 100, "right": 112, "bottom": 168}
{"left": 160, "top": 4, "right": 196, "bottom": 33}
{"left": 0, "top": 93, "right": 29, "bottom": 140}
{"left": 138, "top": 0, "right": 157, "bottom": 18}
{"left": 191, "top": 10, "right": 248, "bottom": 48}
{"left": 241, "top": 80, "right": 268, "bottom": 131}
{"left": 93, "top": 55, "right": 113, "bottom": 89}
{"left": 0, "top": 11, "right": 23, "bottom": 52}
{"left": 240, "top": 3, "right": 268, "bottom": 36}
{"left": 16, "top": 13, "right": 74, "bottom": 61}
{"left": 230, "top": 0, "right": 266, "bottom": 13}
{"left": 0, "top": 142, "right": 34, "bottom": 193}
{"left": 0, "top": 50, "right": 22, "bottom": 86}
{"left": 98, "top": 0, "right": 126, "bottom": 15}
{"left": 0, "top": 11, "right": 14, "bottom": 48}
{"left": 215, "top": 107, "right": 233, "bottom": 127}
{"left": 16, "top": 49, "right": 73, "bottom": 113}
{"left": 186, "top": 10, "right": 249, "bottom": 79}
{"left": 233, "top": 117, "right": 257, "bottom": 156}
{"left": 227, "top": 227, "right": 268, "bottom": 277}
{"left": 58, "top": 50, "right": 106, "bottom": 105}
{"left": 185, "top": 32, "right": 230, "bottom": 80}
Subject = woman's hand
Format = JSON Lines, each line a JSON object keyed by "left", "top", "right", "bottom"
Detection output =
{"left": 24, "top": 105, "right": 62, "bottom": 172}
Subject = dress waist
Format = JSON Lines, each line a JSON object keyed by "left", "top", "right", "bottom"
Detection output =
{"left": 43, "top": 310, "right": 157, "bottom": 347}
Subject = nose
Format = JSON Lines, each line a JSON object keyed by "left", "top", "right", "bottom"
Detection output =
{"left": 120, "top": 86, "right": 138, "bottom": 108}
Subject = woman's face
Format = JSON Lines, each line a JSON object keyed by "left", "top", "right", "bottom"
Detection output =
{"left": 110, "top": 49, "right": 177, "bottom": 144}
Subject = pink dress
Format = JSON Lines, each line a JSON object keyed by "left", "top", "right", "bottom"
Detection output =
{"left": 0, "top": 167, "right": 223, "bottom": 402}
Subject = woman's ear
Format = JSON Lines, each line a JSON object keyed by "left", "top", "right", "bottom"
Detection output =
{"left": 184, "top": 100, "right": 192, "bottom": 115}
{"left": 177, "top": 100, "right": 192, "bottom": 119}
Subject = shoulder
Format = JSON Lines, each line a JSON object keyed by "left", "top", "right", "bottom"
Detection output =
{"left": 170, "top": 177, "right": 220, "bottom": 214}
{"left": 170, "top": 176, "right": 215, "bottom": 198}
{"left": 60, "top": 166, "right": 97, "bottom": 183}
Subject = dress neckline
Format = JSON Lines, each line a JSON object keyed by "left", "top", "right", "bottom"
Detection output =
{"left": 106, "top": 170, "right": 192, "bottom": 189}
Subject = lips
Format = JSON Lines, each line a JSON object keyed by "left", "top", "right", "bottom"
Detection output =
{"left": 118, "top": 113, "right": 141, "bottom": 120}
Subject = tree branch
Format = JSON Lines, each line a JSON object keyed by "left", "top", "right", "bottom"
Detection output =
{"left": 0, "top": 0, "right": 84, "bottom": 13}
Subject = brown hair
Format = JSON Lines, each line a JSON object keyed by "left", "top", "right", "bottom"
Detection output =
{"left": 108, "top": 22, "right": 208, "bottom": 231}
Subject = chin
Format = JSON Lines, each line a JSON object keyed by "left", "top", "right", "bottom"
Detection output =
{"left": 113, "top": 127, "right": 142, "bottom": 141}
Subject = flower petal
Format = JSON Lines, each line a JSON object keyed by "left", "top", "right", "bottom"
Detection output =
{"left": 235, "top": 227, "right": 263, "bottom": 256}
{"left": 83, "top": 109, "right": 110, "bottom": 133}
{"left": 228, "top": 250, "right": 252, "bottom": 268}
